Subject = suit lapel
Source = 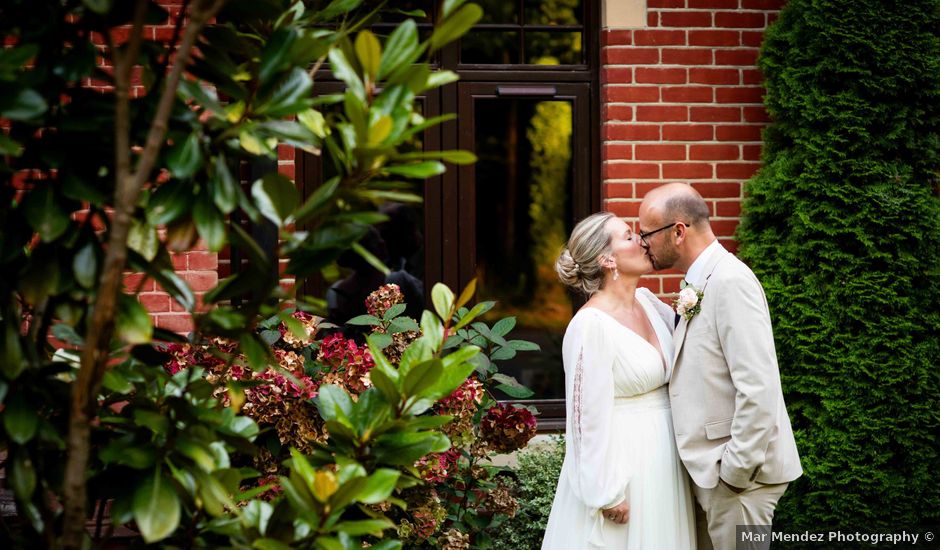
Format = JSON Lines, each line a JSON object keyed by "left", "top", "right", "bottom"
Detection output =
{"left": 671, "top": 246, "right": 731, "bottom": 367}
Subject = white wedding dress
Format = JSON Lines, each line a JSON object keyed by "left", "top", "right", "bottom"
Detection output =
{"left": 542, "top": 289, "right": 696, "bottom": 549}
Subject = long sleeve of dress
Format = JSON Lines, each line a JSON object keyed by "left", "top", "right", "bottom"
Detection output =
{"left": 564, "top": 313, "right": 630, "bottom": 512}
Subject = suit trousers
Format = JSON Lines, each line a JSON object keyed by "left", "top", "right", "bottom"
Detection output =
{"left": 692, "top": 481, "right": 788, "bottom": 550}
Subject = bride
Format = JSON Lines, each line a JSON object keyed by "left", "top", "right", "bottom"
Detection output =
{"left": 542, "top": 212, "right": 696, "bottom": 549}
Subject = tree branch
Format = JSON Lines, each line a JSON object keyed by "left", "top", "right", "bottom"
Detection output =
{"left": 61, "top": 1, "right": 228, "bottom": 547}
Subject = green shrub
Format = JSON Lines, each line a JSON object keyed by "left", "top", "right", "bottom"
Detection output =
{"left": 491, "top": 437, "right": 565, "bottom": 549}
{"left": 737, "top": 0, "right": 940, "bottom": 532}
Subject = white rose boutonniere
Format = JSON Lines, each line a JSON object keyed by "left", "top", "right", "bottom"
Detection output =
{"left": 675, "top": 281, "right": 704, "bottom": 321}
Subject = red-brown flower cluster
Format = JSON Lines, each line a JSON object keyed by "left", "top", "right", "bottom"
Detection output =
{"left": 365, "top": 283, "right": 404, "bottom": 317}
{"left": 436, "top": 377, "right": 484, "bottom": 446}
{"left": 316, "top": 333, "right": 375, "bottom": 394}
{"left": 162, "top": 341, "right": 323, "bottom": 452}
{"left": 415, "top": 449, "right": 461, "bottom": 484}
{"left": 279, "top": 311, "right": 321, "bottom": 348}
{"left": 480, "top": 403, "right": 537, "bottom": 454}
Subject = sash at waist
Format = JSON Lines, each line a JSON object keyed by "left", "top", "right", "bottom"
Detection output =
{"left": 613, "top": 385, "right": 670, "bottom": 411}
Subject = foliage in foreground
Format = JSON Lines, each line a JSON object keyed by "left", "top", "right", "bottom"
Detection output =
{"left": 0, "top": 0, "right": 483, "bottom": 547}
{"left": 165, "top": 281, "right": 540, "bottom": 548}
{"left": 737, "top": 0, "right": 940, "bottom": 531}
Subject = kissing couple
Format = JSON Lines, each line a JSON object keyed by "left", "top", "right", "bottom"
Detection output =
{"left": 541, "top": 183, "right": 802, "bottom": 550}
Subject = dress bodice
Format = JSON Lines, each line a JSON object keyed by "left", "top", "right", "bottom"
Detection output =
{"left": 566, "top": 291, "right": 674, "bottom": 398}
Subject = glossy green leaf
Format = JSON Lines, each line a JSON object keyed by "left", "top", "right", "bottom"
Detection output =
{"left": 394, "top": 149, "right": 477, "bottom": 165}
{"left": 22, "top": 185, "right": 69, "bottom": 242}
{"left": 347, "top": 314, "right": 382, "bottom": 326}
{"left": 315, "top": 384, "right": 353, "bottom": 424}
{"left": 456, "top": 278, "right": 477, "bottom": 309}
{"left": 298, "top": 108, "right": 328, "bottom": 138}
{"left": 252, "top": 173, "right": 299, "bottom": 227}
{"left": 72, "top": 243, "right": 97, "bottom": 288}
{"left": 10, "top": 449, "right": 36, "bottom": 500}
{"left": 425, "top": 355, "right": 477, "bottom": 401}
{"left": 210, "top": 156, "right": 238, "bottom": 214}
{"left": 1, "top": 322, "right": 26, "bottom": 380}
{"left": 426, "top": 69, "right": 460, "bottom": 89}
{"left": 127, "top": 219, "right": 159, "bottom": 261}
{"left": 4, "top": 392, "right": 38, "bottom": 444}
{"left": 378, "top": 20, "right": 421, "bottom": 80}
{"left": 1, "top": 88, "right": 48, "bottom": 120}
{"left": 442, "top": 0, "right": 468, "bottom": 18}
{"left": 294, "top": 175, "right": 340, "bottom": 225}
{"left": 316, "top": 0, "right": 364, "bottom": 21}
{"left": 0, "top": 133, "right": 23, "bottom": 157}
{"left": 492, "top": 373, "right": 534, "bottom": 398}
{"left": 134, "top": 409, "right": 169, "bottom": 436}
{"left": 388, "top": 317, "right": 420, "bottom": 334}
{"left": 147, "top": 180, "right": 193, "bottom": 226}
{"left": 368, "top": 367, "right": 399, "bottom": 404}
{"left": 329, "top": 47, "right": 365, "bottom": 101}
{"left": 166, "top": 133, "right": 204, "bottom": 179}
{"left": 491, "top": 316, "right": 516, "bottom": 337}
{"left": 255, "top": 67, "right": 313, "bottom": 117}
{"left": 453, "top": 301, "right": 493, "bottom": 330}
{"left": 355, "top": 30, "right": 381, "bottom": 81}
{"left": 193, "top": 194, "right": 226, "bottom": 252}
{"left": 116, "top": 294, "right": 153, "bottom": 344}
{"left": 508, "top": 339, "right": 541, "bottom": 351}
{"left": 431, "top": 283, "right": 455, "bottom": 321}
{"left": 332, "top": 518, "right": 394, "bottom": 536}
{"left": 82, "top": 0, "right": 113, "bottom": 14}
{"left": 351, "top": 241, "right": 391, "bottom": 275}
{"left": 402, "top": 358, "right": 442, "bottom": 397}
{"left": 384, "top": 161, "right": 446, "bottom": 179}
{"left": 259, "top": 27, "right": 297, "bottom": 85}
{"left": 178, "top": 79, "right": 226, "bottom": 118}
{"left": 133, "top": 472, "right": 181, "bottom": 543}
{"left": 430, "top": 3, "right": 482, "bottom": 51}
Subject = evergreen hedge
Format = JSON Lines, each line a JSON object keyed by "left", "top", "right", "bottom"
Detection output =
{"left": 736, "top": 0, "right": 940, "bottom": 531}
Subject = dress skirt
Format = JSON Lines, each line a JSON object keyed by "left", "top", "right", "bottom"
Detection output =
{"left": 542, "top": 386, "right": 696, "bottom": 549}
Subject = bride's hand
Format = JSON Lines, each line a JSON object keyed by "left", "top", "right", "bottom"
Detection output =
{"left": 602, "top": 500, "right": 630, "bottom": 524}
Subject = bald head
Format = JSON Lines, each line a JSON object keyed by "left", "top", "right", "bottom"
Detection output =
{"left": 641, "top": 183, "right": 710, "bottom": 228}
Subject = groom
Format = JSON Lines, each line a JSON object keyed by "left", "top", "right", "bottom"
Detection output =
{"left": 638, "top": 183, "right": 802, "bottom": 550}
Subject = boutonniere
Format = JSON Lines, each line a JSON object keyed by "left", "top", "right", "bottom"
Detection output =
{"left": 675, "top": 280, "right": 704, "bottom": 321}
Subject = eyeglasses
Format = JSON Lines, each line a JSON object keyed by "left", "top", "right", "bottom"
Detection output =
{"left": 639, "top": 222, "right": 681, "bottom": 245}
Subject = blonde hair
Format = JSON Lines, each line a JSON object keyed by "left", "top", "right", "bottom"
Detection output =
{"left": 555, "top": 212, "right": 615, "bottom": 296}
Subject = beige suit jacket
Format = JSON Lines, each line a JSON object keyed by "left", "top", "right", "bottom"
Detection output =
{"left": 670, "top": 245, "right": 802, "bottom": 489}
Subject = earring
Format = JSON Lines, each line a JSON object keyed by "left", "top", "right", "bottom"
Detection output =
{"left": 610, "top": 265, "right": 619, "bottom": 281}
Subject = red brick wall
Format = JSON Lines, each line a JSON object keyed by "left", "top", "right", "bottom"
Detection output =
{"left": 601, "top": 0, "right": 784, "bottom": 295}
{"left": 86, "top": 1, "right": 784, "bottom": 327}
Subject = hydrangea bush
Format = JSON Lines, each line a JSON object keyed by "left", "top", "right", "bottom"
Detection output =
{"left": 164, "top": 281, "right": 540, "bottom": 548}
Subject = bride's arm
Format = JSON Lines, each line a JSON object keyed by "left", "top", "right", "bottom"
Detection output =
{"left": 565, "top": 313, "right": 630, "bottom": 511}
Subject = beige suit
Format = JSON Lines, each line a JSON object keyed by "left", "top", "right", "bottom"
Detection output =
{"left": 670, "top": 245, "right": 801, "bottom": 549}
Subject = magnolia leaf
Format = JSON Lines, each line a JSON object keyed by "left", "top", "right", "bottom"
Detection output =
{"left": 354, "top": 30, "right": 381, "bottom": 81}
{"left": 133, "top": 472, "right": 181, "bottom": 543}
{"left": 252, "top": 173, "right": 299, "bottom": 227}
{"left": 166, "top": 133, "right": 203, "bottom": 179}
{"left": 431, "top": 283, "right": 455, "bottom": 321}
{"left": 116, "top": 294, "right": 153, "bottom": 344}
{"left": 430, "top": 4, "right": 482, "bottom": 51}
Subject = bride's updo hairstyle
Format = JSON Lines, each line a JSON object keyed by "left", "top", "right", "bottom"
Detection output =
{"left": 555, "top": 211, "right": 616, "bottom": 296}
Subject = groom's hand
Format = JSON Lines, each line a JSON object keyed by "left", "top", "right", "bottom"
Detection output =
{"left": 720, "top": 478, "right": 746, "bottom": 494}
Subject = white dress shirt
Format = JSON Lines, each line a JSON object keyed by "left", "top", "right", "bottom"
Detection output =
{"left": 684, "top": 239, "right": 723, "bottom": 287}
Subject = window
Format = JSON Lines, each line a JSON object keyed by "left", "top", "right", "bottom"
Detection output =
{"left": 298, "top": 0, "right": 599, "bottom": 430}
